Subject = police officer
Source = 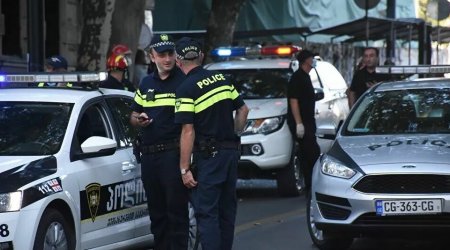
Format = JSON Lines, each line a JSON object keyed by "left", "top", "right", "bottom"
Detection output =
{"left": 100, "top": 53, "right": 136, "bottom": 91}
{"left": 174, "top": 37, "right": 249, "bottom": 250}
{"left": 287, "top": 49, "right": 320, "bottom": 193}
{"left": 38, "top": 55, "right": 71, "bottom": 87}
{"left": 130, "top": 34, "right": 189, "bottom": 250}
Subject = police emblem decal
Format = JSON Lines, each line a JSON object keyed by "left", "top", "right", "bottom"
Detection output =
{"left": 86, "top": 183, "right": 101, "bottom": 222}
{"left": 175, "top": 98, "right": 181, "bottom": 111}
{"left": 161, "top": 34, "right": 169, "bottom": 41}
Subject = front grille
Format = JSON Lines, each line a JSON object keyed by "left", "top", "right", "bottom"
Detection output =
{"left": 317, "top": 202, "right": 351, "bottom": 220}
{"left": 354, "top": 212, "right": 450, "bottom": 225}
{"left": 353, "top": 174, "right": 450, "bottom": 194}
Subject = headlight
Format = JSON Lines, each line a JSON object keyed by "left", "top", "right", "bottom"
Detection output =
{"left": 321, "top": 156, "right": 356, "bottom": 179}
{"left": 242, "top": 116, "right": 284, "bottom": 135}
{"left": 0, "top": 191, "right": 22, "bottom": 212}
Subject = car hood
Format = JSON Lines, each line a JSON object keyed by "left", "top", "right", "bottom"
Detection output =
{"left": 0, "top": 156, "right": 57, "bottom": 192}
{"left": 335, "top": 134, "right": 450, "bottom": 167}
{"left": 245, "top": 98, "right": 287, "bottom": 119}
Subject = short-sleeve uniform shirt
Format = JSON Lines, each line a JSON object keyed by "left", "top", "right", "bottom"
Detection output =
{"left": 287, "top": 68, "right": 317, "bottom": 135}
{"left": 131, "top": 67, "right": 186, "bottom": 145}
{"left": 174, "top": 66, "right": 245, "bottom": 143}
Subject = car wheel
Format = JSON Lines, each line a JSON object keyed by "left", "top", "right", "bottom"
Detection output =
{"left": 276, "top": 142, "right": 303, "bottom": 197}
{"left": 306, "top": 195, "right": 353, "bottom": 250}
{"left": 188, "top": 203, "right": 201, "bottom": 250}
{"left": 33, "top": 208, "right": 75, "bottom": 250}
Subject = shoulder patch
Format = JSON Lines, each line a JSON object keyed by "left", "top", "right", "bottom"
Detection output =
{"left": 175, "top": 98, "right": 182, "bottom": 111}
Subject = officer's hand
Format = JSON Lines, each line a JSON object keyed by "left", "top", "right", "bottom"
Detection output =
{"left": 182, "top": 171, "right": 198, "bottom": 189}
{"left": 296, "top": 123, "right": 305, "bottom": 139}
{"left": 137, "top": 113, "right": 152, "bottom": 127}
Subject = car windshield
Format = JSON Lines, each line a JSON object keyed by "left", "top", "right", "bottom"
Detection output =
{"left": 221, "top": 69, "right": 292, "bottom": 99}
{"left": 345, "top": 88, "right": 450, "bottom": 135}
{"left": 0, "top": 102, "right": 73, "bottom": 155}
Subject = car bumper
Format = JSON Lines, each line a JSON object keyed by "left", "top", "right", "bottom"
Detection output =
{"left": 240, "top": 123, "right": 293, "bottom": 170}
{"left": 0, "top": 208, "right": 40, "bottom": 249}
{"left": 311, "top": 167, "right": 450, "bottom": 237}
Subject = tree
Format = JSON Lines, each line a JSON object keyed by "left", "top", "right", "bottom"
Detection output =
{"left": 203, "top": 0, "right": 247, "bottom": 63}
{"left": 77, "top": 0, "right": 145, "bottom": 71}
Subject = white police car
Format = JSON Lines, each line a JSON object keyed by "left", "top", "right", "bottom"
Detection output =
{"left": 307, "top": 65, "right": 450, "bottom": 250}
{"left": 205, "top": 46, "right": 349, "bottom": 196}
{"left": 0, "top": 73, "right": 197, "bottom": 250}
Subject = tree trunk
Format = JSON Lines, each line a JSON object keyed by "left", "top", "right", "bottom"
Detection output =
{"left": 77, "top": 0, "right": 145, "bottom": 71}
{"left": 109, "top": 0, "right": 146, "bottom": 64}
{"left": 77, "top": 0, "right": 115, "bottom": 71}
{"left": 204, "top": 0, "right": 247, "bottom": 63}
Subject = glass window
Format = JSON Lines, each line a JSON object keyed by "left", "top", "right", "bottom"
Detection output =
{"left": 75, "top": 104, "right": 111, "bottom": 150}
{"left": 106, "top": 97, "right": 139, "bottom": 148}
{"left": 345, "top": 88, "right": 450, "bottom": 135}
{"left": 220, "top": 69, "right": 292, "bottom": 99}
{"left": 0, "top": 102, "right": 73, "bottom": 155}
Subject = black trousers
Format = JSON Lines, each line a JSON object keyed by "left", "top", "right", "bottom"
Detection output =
{"left": 141, "top": 149, "right": 189, "bottom": 250}
{"left": 296, "top": 134, "right": 320, "bottom": 191}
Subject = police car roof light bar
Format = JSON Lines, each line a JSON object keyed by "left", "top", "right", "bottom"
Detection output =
{"left": 0, "top": 72, "right": 107, "bottom": 83}
{"left": 0, "top": 72, "right": 107, "bottom": 89}
{"left": 376, "top": 65, "right": 450, "bottom": 74}
{"left": 211, "top": 45, "right": 299, "bottom": 58}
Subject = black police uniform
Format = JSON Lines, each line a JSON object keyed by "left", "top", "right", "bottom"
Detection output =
{"left": 175, "top": 66, "right": 245, "bottom": 250}
{"left": 100, "top": 74, "right": 136, "bottom": 92}
{"left": 287, "top": 67, "right": 320, "bottom": 191}
{"left": 131, "top": 66, "right": 188, "bottom": 250}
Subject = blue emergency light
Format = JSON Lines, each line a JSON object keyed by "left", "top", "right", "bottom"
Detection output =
{"left": 211, "top": 47, "right": 246, "bottom": 57}
{"left": 0, "top": 75, "right": 5, "bottom": 82}
{"left": 211, "top": 45, "right": 299, "bottom": 58}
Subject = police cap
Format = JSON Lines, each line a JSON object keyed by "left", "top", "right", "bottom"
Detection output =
{"left": 175, "top": 37, "right": 202, "bottom": 60}
{"left": 45, "top": 55, "right": 68, "bottom": 70}
{"left": 147, "top": 34, "right": 175, "bottom": 53}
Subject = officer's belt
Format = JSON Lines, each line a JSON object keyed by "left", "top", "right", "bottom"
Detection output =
{"left": 141, "top": 140, "right": 179, "bottom": 154}
{"left": 194, "top": 140, "right": 240, "bottom": 151}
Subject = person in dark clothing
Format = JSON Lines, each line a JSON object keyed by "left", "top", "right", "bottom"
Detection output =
{"left": 130, "top": 34, "right": 189, "bottom": 250}
{"left": 287, "top": 49, "right": 320, "bottom": 193}
{"left": 174, "top": 37, "right": 249, "bottom": 250}
{"left": 348, "top": 47, "right": 389, "bottom": 108}
{"left": 100, "top": 53, "right": 136, "bottom": 92}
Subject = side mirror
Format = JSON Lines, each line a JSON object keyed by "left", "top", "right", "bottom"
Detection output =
{"left": 314, "top": 88, "right": 325, "bottom": 101}
{"left": 316, "top": 124, "right": 337, "bottom": 140}
{"left": 73, "top": 136, "right": 117, "bottom": 160}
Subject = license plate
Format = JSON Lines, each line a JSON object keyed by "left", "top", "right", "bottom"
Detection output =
{"left": 375, "top": 199, "right": 442, "bottom": 216}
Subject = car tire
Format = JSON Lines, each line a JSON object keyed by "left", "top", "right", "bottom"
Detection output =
{"left": 306, "top": 194, "right": 353, "bottom": 250}
{"left": 276, "top": 142, "right": 304, "bottom": 197}
{"left": 33, "top": 208, "right": 75, "bottom": 250}
{"left": 188, "top": 203, "right": 201, "bottom": 250}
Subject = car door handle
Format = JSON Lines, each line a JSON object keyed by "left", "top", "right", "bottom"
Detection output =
{"left": 122, "top": 162, "right": 136, "bottom": 172}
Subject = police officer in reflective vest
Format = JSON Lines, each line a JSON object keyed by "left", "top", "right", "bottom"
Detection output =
{"left": 130, "top": 34, "right": 189, "bottom": 250}
{"left": 174, "top": 37, "right": 249, "bottom": 250}
{"left": 38, "top": 55, "right": 72, "bottom": 87}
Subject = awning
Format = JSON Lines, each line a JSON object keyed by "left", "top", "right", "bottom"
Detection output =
{"left": 310, "top": 17, "right": 428, "bottom": 43}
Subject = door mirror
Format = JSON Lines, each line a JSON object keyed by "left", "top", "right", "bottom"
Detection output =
{"left": 314, "top": 88, "right": 325, "bottom": 101}
{"left": 73, "top": 136, "right": 117, "bottom": 160}
{"left": 316, "top": 124, "right": 337, "bottom": 140}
